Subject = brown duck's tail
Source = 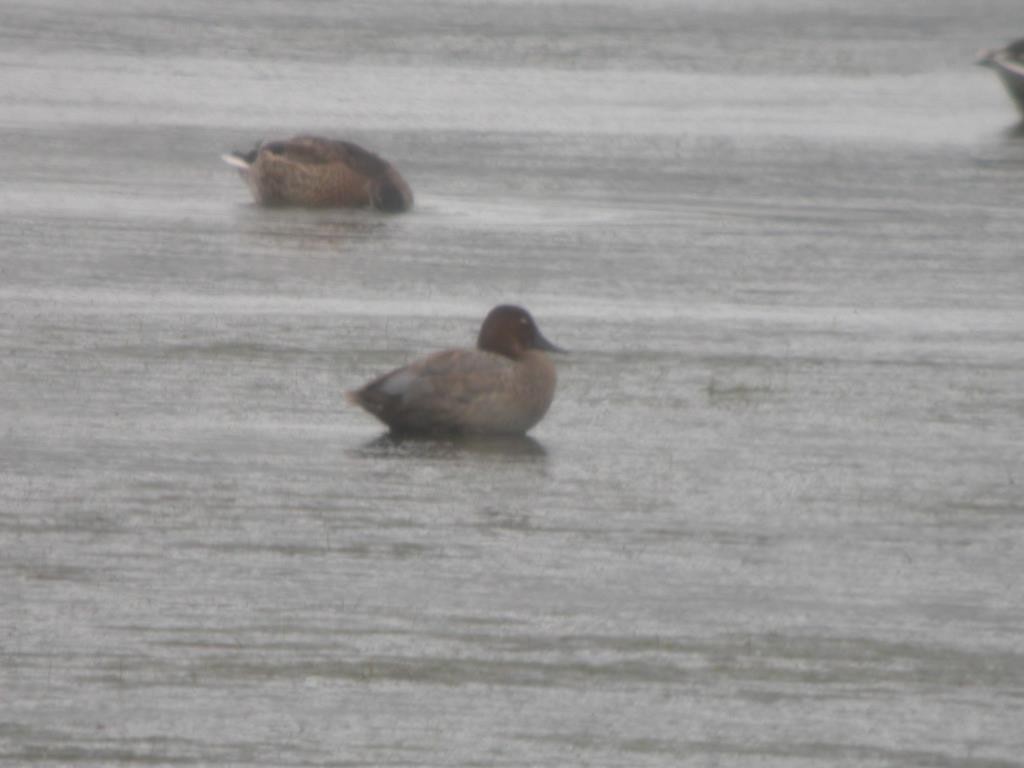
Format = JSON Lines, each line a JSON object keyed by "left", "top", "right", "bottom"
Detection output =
{"left": 220, "top": 144, "right": 261, "bottom": 170}
{"left": 346, "top": 386, "right": 391, "bottom": 417}
{"left": 346, "top": 382, "right": 405, "bottom": 428}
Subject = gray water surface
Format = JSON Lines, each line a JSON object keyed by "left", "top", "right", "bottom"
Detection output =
{"left": 2, "top": 1, "right": 1024, "bottom": 766}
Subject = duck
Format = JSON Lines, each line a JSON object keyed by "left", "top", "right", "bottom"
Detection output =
{"left": 221, "top": 135, "right": 413, "bottom": 212}
{"left": 346, "top": 305, "right": 565, "bottom": 435}
{"left": 977, "top": 39, "right": 1024, "bottom": 117}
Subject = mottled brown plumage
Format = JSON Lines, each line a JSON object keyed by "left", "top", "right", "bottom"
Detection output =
{"left": 347, "top": 306, "right": 564, "bottom": 435}
{"left": 222, "top": 135, "right": 413, "bottom": 212}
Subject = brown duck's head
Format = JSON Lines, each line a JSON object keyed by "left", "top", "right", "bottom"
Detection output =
{"left": 476, "top": 305, "right": 566, "bottom": 360}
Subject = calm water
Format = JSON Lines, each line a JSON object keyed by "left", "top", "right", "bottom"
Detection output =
{"left": 2, "top": 1, "right": 1024, "bottom": 766}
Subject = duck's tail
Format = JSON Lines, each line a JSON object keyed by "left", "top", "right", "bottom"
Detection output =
{"left": 221, "top": 153, "right": 250, "bottom": 170}
{"left": 976, "top": 48, "right": 998, "bottom": 67}
{"left": 220, "top": 145, "right": 260, "bottom": 170}
{"left": 346, "top": 383, "right": 395, "bottom": 423}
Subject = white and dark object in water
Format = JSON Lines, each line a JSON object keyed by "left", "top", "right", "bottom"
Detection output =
{"left": 977, "top": 39, "right": 1024, "bottom": 118}
{"left": 222, "top": 135, "right": 413, "bottom": 212}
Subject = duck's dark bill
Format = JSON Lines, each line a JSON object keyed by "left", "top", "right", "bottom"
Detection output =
{"left": 533, "top": 332, "right": 567, "bottom": 354}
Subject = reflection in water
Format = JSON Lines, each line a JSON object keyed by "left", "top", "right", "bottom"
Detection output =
{"left": 229, "top": 203, "right": 398, "bottom": 244}
{"left": 354, "top": 431, "right": 548, "bottom": 460}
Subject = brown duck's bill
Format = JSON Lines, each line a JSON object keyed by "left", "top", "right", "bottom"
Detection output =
{"left": 533, "top": 331, "right": 567, "bottom": 354}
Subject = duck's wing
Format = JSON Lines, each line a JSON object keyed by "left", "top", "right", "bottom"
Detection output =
{"left": 348, "top": 350, "right": 510, "bottom": 432}
{"left": 286, "top": 135, "right": 392, "bottom": 177}
{"left": 276, "top": 135, "right": 412, "bottom": 210}
{"left": 258, "top": 138, "right": 336, "bottom": 166}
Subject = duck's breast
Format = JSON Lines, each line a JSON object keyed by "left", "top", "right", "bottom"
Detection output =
{"left": 454, "top": 350, "right": 557, "bottom": 434}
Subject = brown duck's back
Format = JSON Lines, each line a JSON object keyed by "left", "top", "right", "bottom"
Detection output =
{"left": 285, "top": 136, "right": 393, "bottom": 177}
